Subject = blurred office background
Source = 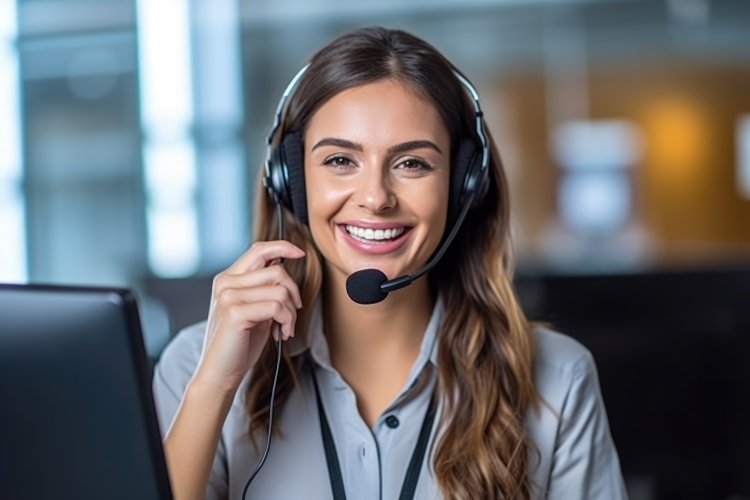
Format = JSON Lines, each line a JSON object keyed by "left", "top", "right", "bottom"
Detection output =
{"left": 1, "top": 0, "right": 749, "bottom": 498}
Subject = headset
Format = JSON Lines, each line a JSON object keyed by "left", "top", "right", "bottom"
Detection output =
{"left": 262, "top": 64, "right": 491, "bottom": 229}
{"left": 244, "top": 63, "right": 493, "bottom": 499}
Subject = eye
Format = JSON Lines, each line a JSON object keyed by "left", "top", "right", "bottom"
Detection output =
{"left": 395, "top": 158, "right": 433, "bottom": 172}
{"left": 322, "top": 155, "right": 356, "bottom": 169}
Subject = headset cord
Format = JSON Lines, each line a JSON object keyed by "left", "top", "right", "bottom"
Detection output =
{"left": 241, "top": 202, "right": 287, "bottom": 500}
{"left": 241, "top": 331, "right": 283, "bottom": 500}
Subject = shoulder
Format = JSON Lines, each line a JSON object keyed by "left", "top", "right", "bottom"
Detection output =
{"left": 532, "top": 326, "right": 595, "bottom": 383}
{"left": 152, "top": 321, "right": 207, "bottom": 404}
{"left": 526, "top": 327, "right": 628, "bottom": 498}
{"left": 158, "top": 322, "right": 206, "bottom": 374}
{"left": 530, "top": 326, "right": 602, "bottom": 418}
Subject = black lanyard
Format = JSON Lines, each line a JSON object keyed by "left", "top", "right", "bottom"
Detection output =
{"left": 312, "top": 375, "right": 438, "bottom": 500}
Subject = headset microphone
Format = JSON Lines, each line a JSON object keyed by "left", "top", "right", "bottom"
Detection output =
{"left": 345, "top": 185, "right": 480, "bottom": 305}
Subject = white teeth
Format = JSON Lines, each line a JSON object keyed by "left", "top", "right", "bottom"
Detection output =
{"left": 345, "top": 225, "right": 405, "bottom": 241}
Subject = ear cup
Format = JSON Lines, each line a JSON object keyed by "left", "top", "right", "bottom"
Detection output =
{"left": 267, "top": 132, "right": 308, "bottom": 224}
{"left": 449, "top": 138, "right": 481, "bottom": 226}
{"left": 279, "top": 132, "right": 307, "bottom": 224}
{"left": 267, "top": 143, "right": 288, "bottom": 205}
{"left": 462, "top": 145, "right": 490, "bottom": 207}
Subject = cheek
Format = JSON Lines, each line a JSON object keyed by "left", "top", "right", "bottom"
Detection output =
{"left": 425, "top": 199, "right": 449, "bottom": 239}
{"left": 305, "top": 171, "right": 346, "bottom": 239}
{"left": 408, "top": 180, "right": 449, "bottom": 237}
{"left": 307, "top": 175, "right": 342, "bottom": 214}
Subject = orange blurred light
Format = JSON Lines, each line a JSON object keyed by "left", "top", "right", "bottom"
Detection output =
{"left": 644, "top": 98, "right": 709, "bottom": 189}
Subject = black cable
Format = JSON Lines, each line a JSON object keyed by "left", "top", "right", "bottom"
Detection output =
{"left": 241, "top": 331, "right": 283, "bottom": 500}
{"left": 241, "top": 202, "right": 287, "bottom": 499}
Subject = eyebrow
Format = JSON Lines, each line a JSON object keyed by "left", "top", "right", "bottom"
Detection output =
{"left": 387, "top": 140, "right": 443, "bottom": 155}
{"left": 311, "top": 137, "right": 443, "bottom": 155}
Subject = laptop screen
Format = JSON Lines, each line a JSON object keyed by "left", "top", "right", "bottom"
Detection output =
{"left": 0, "top": 284, "right": 173, "bottom": 500}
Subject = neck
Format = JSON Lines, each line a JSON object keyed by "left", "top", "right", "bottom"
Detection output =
{"left": 323, "top": 268, "right": 434, "bottom": 365}
{"left": 322, "top": 267, "right": 434, "bottom": 425}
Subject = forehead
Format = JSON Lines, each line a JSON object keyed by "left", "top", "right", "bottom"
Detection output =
{"left": 304, "top": 79, "right": 450, "bottom": 148}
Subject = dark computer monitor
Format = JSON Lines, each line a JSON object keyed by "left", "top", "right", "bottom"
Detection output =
{"left": 0, "top": 284, "right": 173, "bottom": 500}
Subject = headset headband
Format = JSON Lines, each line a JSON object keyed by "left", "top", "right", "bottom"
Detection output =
{"left": 263, "top": 64, "right": 489, "bottom": 191}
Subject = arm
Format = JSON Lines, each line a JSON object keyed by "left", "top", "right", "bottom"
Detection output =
{"left": 153, "top": 331, "right": 230, "bottom": 500}
{"left": 155, "top": 241, "right": 305, "bottom": 500}
{"left": 162, "top": 376, "right": 235, "bottom": 500}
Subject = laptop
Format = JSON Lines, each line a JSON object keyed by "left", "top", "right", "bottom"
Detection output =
{"left": 0, "top": 283, "right": 173, "bottom": 500}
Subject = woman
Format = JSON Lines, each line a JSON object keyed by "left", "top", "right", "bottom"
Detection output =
{"left": 153, "top": 27, "right": 627, "bottom": 500}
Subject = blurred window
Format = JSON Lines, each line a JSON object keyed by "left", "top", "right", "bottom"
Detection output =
{"left": 0, "top": 0, "right": 26, "bottom": 282}
{"left": 136, "top": 0, "right": 199, "bottom": 277}
{"left": 136, "top": 0, "right": 246, "bottom": 278}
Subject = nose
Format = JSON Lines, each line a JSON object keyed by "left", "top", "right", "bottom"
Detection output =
{"left": 353, "top": 166, "right": 397, "bottom": 214}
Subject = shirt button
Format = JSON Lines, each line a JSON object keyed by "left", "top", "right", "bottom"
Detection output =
{"left": 385, "top": 415, "right": 400, "bottom": 429}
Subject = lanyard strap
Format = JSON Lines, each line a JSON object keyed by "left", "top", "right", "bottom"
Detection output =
{"left": 312, "top": 375, "right": 438, "bottom": 500}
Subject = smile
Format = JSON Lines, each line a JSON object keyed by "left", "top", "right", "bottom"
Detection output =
{"left": 345, "top": 225, "right": 406, "bottom": 242}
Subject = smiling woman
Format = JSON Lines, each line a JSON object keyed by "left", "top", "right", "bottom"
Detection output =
{"left": 152, "top": 26, "right": 627, "bottom": 500}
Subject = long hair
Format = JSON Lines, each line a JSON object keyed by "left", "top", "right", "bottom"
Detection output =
{"left": 246, "top": 26, "right": 539, "bottom": 499}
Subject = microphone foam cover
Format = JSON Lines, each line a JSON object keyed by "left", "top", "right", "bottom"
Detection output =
{"left": 346, "top": 269, "right": 388, "bottom": 305}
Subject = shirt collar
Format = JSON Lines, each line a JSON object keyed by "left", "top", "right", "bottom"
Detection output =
{"left": 287, "top": 294, "right": 444, "bottom": 371}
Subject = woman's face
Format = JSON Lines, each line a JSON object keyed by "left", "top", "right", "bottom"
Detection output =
{"left": 304, "top": 79, "right": 451, "bottom": 287}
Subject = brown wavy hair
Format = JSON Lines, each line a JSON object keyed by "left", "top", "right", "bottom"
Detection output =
{"left": 245, "top": 26, "right": 539, "bottom": 499}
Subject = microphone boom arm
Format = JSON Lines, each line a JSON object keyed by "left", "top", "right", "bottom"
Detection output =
{"left": 380, "top": 190, "right": 476, "bottom": 294}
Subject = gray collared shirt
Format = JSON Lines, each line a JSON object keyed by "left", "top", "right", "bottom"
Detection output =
{"left": 153, "top": 297, "right": 628, "bottom": 499}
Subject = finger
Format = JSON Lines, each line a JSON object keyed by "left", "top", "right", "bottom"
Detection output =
{"left": 270, "top": 322, "right": 287, "bottom": 343}
{"left": 213, "top": 265, "right": 303, "bottom": 309}
{"left": 217, "top": 285, "right": 299, "bottom": 325}
{"left": 225, "top": 240, "right": 305, "bottom": 275}
{"left": 225, "top": 300, "right": 297, "bottom": 340}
